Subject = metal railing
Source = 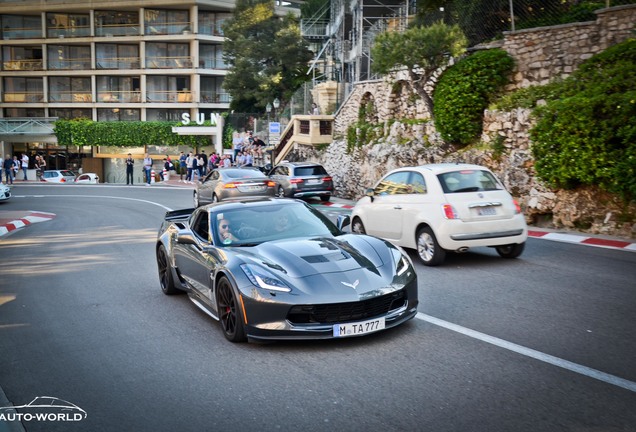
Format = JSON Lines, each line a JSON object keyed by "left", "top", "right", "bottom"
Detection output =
{"left": 96, "top": 57, "right": 141, "bottom": 69}
{"left": 145, "top": 91, "right": 195, "bottom": 103}
{"left": 145, "top": 56, "right": 193, "bottom": 69}
{"left": 49, "top": 92, "right": 92, "bottom": 103}
{"left": 97, "top": 91, "right": 141, "bottom": 103}
{"left": 2, "top": 59, "right": 43, "bottom": 71}
{"left": 3, "top": 92, "right": 44, "bottom": 103}
{"left": 48, "top": 59, "right": 92, "bottom": 70}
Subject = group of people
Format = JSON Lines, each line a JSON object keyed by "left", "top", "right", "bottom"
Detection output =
{"left": 177, "top": 150, "right": 253, "bottom": 183}
{"left": 232, "top": 131, "right": 269, "bottom": 167}
{"left": 1, "top": 153, "right": 46, "bottom": 184}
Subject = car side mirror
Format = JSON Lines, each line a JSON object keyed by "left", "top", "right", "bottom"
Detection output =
{"left": 366, "top": 187, "right": 375, "bottom": 202}
{"left": 337, "top": 215, "right": 351, "bottom": 232}
{"left": 176, "top": 231, "right": 196, "bottom": 245}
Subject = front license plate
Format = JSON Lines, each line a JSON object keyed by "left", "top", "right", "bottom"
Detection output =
{"left": 333, "top": 317, "right": 385, "bottom": 337}
{"left": 477, "top": 206, "right": 497, "bottom": 216}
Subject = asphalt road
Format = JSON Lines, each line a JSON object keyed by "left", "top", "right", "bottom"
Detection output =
{"left": 1, "top": 184, "right": 635, "bottom": 432}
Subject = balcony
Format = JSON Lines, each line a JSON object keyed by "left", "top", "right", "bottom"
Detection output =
{"left": 200, "top": 91, "right": 231, "bottom": 103}
{"left": 146, "top": 90, "right": 194, "bottom": 103}
{"left": 145, "top": 21, "right": 192, "bottom": 36}
{"left": 2, "top": 26, "right": 43, "bottom": 39}
{"left": 95, "top": 24, "right": 141, "bottom": 37}
{"left": 48, "top": 25, "right": 91, "bottom": 38}
{"left": 3, "top": 92, "right": 44, "bottom": 103}
{"left": 145, "top": 56, "right": 193, "bottom": 69}
{"left": 198, "top": 59, "right": 228, "bottom": 70}
{"left": 97, "top": 91, "right": 141, "bottom": 103}
{"left": 2, "top": 59, "right": 43, "bottom": 71}
{"left": 49, "top": 92, "right": 93, "bottom": 103}
{"left": 48, "top": 59, "right": 92, "bottom": 70}
{"left": 96, "top": 57, "right": 141, "bottom": 69}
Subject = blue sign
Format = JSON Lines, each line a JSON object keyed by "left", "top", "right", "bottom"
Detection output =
{"left": 269, "top": 122, "right": 281, "bottom": 134}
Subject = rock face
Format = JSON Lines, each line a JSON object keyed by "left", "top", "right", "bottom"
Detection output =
{"left": 290, "top": 5, "right": 636, "bottom": 239}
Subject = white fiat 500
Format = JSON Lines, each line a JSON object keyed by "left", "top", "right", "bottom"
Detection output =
{"left": 350, "top": 163, "right": 528, "bottom": 266}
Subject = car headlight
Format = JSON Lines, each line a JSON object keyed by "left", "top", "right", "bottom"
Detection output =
{"left": 391, "top": 248, "right": 412, "bottom": 277}
{"left": 241, "top": 264, "right": 291, "bottom": 293}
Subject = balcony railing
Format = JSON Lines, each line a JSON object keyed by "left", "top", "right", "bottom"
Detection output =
{"left": 95, "top": 24, "right": 141, "bottom": 37}
{"left": 3, "top": 92, "right": 45, "bottom": 103}
{"left": 145, "top": 21, "right": 192, "bottom": 35}
{"left": 49, "top": 92, "right": 93, "bottom": 103}
{"left": 198, "top": 23, "right": 224, "bottom": 37}
{"left": 96, "top": 57, "right": 141, "bottom": 69}
{"left": 3, "top": 59, "right": 43, "bottom": 71}
{"left": 48, "top": 59, "right": 92, "bottom": 70}
{"left": 97, "top": 91, "right": 141, "bottom": 103}
{"left": 146, "top": 56, "right": 193, "bottom": 69}
{"left": 2, "top": 27, "right": 43, "bottom": 39}
{"left": 198, "top": 59, "right": 228, "bottom": 70}
{"left": 200, "top": 91, "right": 231, "bottom": 103}
{"left": 146, "top": 90, "right": 194, "bottom": 103}
{"left": 48, "top": 26, "right": 91, "bottom": 38}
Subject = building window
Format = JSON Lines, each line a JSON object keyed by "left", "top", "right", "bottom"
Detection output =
{"left": 49, "top": 77, "right": 91, "bottom": 103}
{"left": 96, "top": 76, "right": 141, "bottom": 103}
{"left": 49, "top": 108, "right": 92, "bottom": 120}
{"left": 94, "top": 11, "right": 139, "bottom": 37}
{"left": 146, "top": 76, "right": 190, "bottom": 102}
{"left": 1, "top": 15, "right": 42, "bottom": 39}
{"left": 47, "top": 13, "right": 90, "bottom": 38}
{"left": 2, "top": 46, "right": 42, "bottom": 71}
{"left": 146, "top": 109, "right": 184, "bottom": 121}
{"left": 3, "top": 108, "right": 45, "bottom": 117}
{"left": 144, "top": 9, "right": 189, "bottom": 35}
{"left": 3, "top": 77, "right": 43, "bottom": 102}
{"left": 146, "top": 42, "right": 190, "bottom": 68}
{"left": 199, "top": 44, "right": 226, "bottom": 69}
{"left": 97, "top": 108, "right": 140, "bottom": 121}
{"left": 96, "top": 44, "right": 140, "bottom": 69}
{"left": 47, "top": 45, "right": 91, "bottom": 70}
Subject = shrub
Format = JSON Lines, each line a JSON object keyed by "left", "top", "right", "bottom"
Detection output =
{"left": 434, "top": 48, "right": 514, "bottom": 146}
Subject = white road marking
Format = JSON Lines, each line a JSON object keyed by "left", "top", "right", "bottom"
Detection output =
{"left": 416, "top": 312, "right": 636, "bottom": 393}
{"left": 12, "top": 195, "right": 173, "bottom": 211}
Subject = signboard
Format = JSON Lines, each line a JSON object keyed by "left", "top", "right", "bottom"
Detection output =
{"left": 269, "top": 122, "right": 281, "bottom": 134}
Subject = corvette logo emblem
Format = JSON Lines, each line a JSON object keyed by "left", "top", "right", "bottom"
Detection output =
{"left": 341, "top": 280, "right": 360, "bottom": 289}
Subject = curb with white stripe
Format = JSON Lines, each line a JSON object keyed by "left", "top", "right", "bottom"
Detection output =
{"left": 0, "top": 211, "right": 56, "bottom": 237}
{"left": 528, "top": 230, "right": 636, "bottom": 252}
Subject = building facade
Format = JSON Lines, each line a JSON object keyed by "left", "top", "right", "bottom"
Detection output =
{"left": 0, "top": 0, "right": 299, "bottom": 182}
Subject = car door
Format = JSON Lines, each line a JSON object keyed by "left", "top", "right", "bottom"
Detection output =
{"left": 269, "top": 165, "right": 290, "bottom": 194}
{"left": 173, "top": 210, "right": 216, "bottom": 298}
{"left": 364, "top": 171, "right": 413, "bottom": 240}
{"left": 198, "top": 170, "right": 218, "bottom": 204}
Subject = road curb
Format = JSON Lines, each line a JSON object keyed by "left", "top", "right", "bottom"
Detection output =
{"left": 0, "top": 211, "right": 56, "bottom": 238}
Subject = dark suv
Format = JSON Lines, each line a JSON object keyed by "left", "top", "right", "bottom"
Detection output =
{"left": 268, "top": 162, "right": 334, "bottom": 201}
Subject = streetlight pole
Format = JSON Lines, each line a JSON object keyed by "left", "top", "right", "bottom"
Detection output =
{"left": 271, "top": 98, "right": 280, "bottom": 166}
{"left": 266, "top": 102, "right": 272, "bottom": 167}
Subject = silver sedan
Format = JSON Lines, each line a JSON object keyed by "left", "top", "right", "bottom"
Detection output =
{"left": 193, "top": 167, "right": 278, "bottom": 206}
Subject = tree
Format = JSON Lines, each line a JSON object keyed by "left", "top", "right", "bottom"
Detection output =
{"left": 222, "top": 0, "right": 314, "bottom": 113}
{"left": 371, "top": 21, "right": 467, "bottom": 117}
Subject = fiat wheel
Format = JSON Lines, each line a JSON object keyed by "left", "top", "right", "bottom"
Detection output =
{"left": 416, "top": 227, "right": 446, "bottom": 266}
{"left": 496, "top": 242, "right": 525, "bottom": 259}
{"left": 351, "top": 217, "right": 366, "bottom": 234}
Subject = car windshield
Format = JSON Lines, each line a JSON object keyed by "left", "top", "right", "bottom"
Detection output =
{"left": 211, "top": 202, "right": 340, "bottom": 247}
{"left": 61, "top": 171, "right": 76, "bottom": 177}
{"left": 294, "top": 166, "right": 327, "bottom": 176}
{"left": 437, "top": 169, "right": 503, "bottom": 193}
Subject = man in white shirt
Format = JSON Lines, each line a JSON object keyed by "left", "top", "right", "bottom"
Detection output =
{"left": 21, "top": 153, "right": 29, "bottom": 180}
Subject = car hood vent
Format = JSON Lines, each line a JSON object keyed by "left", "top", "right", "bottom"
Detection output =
{"left": 302, "top": 252, "right": 347, "bottom": 263}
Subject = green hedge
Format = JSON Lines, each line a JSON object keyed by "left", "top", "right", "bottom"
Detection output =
{"left": 530, "top": 39, "right": 636, "bottom": 201}
{"left": 54, "top": 119, "right": 218, "bottom": 148}
{"left": 433, "top": 48, "right": 514, "bottom": 146}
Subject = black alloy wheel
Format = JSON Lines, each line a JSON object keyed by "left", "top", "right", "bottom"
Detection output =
{"left": 157, "top": 245, "right": 179, "bottom": 295}
{"left": 216, "top": 276, "right": 246, "bottom": 342}
{"left": 496, "top": 242, "right": 525, "bottom": 258}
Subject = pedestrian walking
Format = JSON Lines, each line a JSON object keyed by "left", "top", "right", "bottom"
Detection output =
{"left": 3, "top": 154, "right": 14, "bottom": 184}
{"left": 185, "top": 152, "right": 195, "bottom": 182}
{"left": 179, "top": 151, "right": 187, "bottom": 181}
{"left": 143, "top": 153, "right": 153, "bottom": 185}
{"left": 126, "top": 153, "right": 134, "bottom": 185}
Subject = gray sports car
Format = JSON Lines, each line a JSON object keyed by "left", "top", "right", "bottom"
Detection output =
{"left": 156, "top": 198, "right": 418, "bottom": 343}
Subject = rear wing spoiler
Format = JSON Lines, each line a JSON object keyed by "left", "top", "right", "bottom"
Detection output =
{"left": 164, "top": 208, "right": 195, "bottom": 221}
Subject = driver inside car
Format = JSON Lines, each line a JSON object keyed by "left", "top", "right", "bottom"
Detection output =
{"left": 217, "top": 217, "right": 238, "bottom": 244}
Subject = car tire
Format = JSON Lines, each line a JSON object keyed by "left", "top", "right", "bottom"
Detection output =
{"left": 157, "top": 245, "right": 180, "bottom": 295}
{"left": 320, "top": 194, "right": 331, "bottom": 202}
{"left": 276, "top": 186, "right": 285, "bottom": 198}
{"left": 496, "top": 242, "right": 525, "bottom": 259}
{"left": 416, "top": 227, "right": 446, "bottom": 266}
{"left": 212, "top": 194, "right": 220, "bottom": 203}
{"left": 193, "top": 191, "right": 200, "bottom": 207}
{"left": 216, "top": 276, "right": 246, "bottom": 343}
{"left": 351, "top": 217, "right": 366, "bottom": 234}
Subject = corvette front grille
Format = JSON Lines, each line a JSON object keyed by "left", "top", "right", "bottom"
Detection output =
{"left": 287, "top": 290, "right": 407, "bottom": 325}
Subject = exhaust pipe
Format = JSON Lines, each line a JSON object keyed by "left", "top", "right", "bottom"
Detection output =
{"left": 456, "top": 247, "right": 469, "bottom": 253}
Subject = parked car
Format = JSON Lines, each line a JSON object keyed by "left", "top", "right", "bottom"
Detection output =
{"left": 74, "top": 173, "right": 100, "bottom": 184}
{"left": 350, "top": 163, "right": 528, "bottom": 266}
{"left": 0, "top": 183, "right": 10, "bottom": 201}
{"left": 156, "top": 198, "right": 418, "bottom": 342}
{"left": 193, "top": 167, "right": 277, "bottom": 206}
{"left": 41, "top": 170, "right": 76, "bottom": 183}
{"left": 267, "top": 161, "right": 334, "bottom": 201}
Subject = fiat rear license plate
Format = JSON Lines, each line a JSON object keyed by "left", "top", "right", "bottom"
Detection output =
{"left": 333, "top": 317, "right": 385, "bottom": 337}
{"left": 477, "top": 206, "right": 497, "bottom": 216}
